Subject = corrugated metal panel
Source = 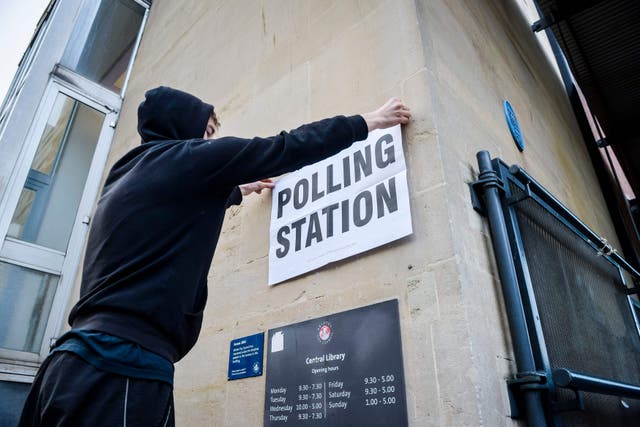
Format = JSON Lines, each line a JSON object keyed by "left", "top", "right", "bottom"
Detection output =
{"left": 538, "top": 0, "right": 640, "bottom": 133}
{"left": 536, "top": 0, "right": 640, "bottom": 218}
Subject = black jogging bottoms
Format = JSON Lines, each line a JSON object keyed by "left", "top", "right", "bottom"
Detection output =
{"left": 18, "top": 351, "right": 174, "bottom": 427}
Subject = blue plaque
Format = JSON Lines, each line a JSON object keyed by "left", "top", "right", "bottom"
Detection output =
{"left": 503, "top": 100, "right": 525, "bottom": 152}
{"left": 228, "top": 332, "right": 264, "bottom": 380}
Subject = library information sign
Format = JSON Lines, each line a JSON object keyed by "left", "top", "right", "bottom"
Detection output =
{"left": 228, "top": 332, "right": 264, "bottom": 380}
{"left": 264, "top": 300, "right": 407, "bottom": 426}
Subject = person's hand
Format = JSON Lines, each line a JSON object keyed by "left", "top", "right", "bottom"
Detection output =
{"left": 361, "top": 98, "right": 411, "bottom": 131}
{"left": 239, "top": 179, "right": 275, "bottom": 196}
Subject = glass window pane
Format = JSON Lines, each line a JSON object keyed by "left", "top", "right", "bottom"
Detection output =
{"left": 32, "top": 95, "right": 75, "bottom": 174}
{"left": 7, "top": 93, "right": 104, "bottom": 252}
{"left": 61, "top": 0, "right": 145, "bottom": 93}
{"left": 7, "top": 189, "right": 36, "bottom": 239}
{"left": 0, "top": 262, "right": 59, "bottom": 353}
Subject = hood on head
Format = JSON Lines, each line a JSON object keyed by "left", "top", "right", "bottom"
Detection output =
{"left": 137, "top": 86, "right": 214, "bottom": 143}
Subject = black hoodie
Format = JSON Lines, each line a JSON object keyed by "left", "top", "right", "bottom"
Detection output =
{"left": 68, "top": 86, "right": 368, "bottom": 362}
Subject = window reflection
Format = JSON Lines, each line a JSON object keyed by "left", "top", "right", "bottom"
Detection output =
{"left": 32, "top": 97, "right": 75, "bottom": 174}
{"left": 0, "top": 262, "right": 59, "bottom": 353}
{"left": 61, "top": 0, "right": 145, "bottom": 93}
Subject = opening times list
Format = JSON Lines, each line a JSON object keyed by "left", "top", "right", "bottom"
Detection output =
{"left": 268, "top": 373, "right": 402, "bottom": 424}
{"left": 363, "top": 374, "right": 398, "bottom": 407}
{"left": 295, "top": 382, "right": 327, "bottom": 421}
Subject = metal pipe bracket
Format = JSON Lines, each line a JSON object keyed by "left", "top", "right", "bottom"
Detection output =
{"left": 468, "top": 174, "right": 506, "bottom": 216}
{"left": 506, "top": 372, "right": 549, "bottom": 419}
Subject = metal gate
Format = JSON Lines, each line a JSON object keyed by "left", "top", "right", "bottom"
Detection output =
{"left": 470, "top": 151, "right": 640, "bottom": 426}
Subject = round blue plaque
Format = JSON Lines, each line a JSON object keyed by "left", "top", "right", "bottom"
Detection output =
{"left": 503, "top": 100, "right": 525, "bottom": 152}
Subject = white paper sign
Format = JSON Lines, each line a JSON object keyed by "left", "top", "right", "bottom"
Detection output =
{"left": 268, "top": 125, "right": 412, "bottom": 285}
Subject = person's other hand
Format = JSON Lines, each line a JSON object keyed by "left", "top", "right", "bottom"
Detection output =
{"left": 361, "top": 98, "right": 411, "bottom": 131}
{"left": 240, "top": 179, "right": 275, "bottom": 196}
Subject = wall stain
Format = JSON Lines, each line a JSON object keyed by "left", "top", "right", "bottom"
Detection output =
{"left": 293, "top": 290, "right": 306, "bottom": 302}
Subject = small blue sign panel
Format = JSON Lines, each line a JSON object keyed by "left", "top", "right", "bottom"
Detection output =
{"left": 503, "top": 100, "right": 525, "bottom": 152}
{"left": 228, "top": 332, "right": 264, "bottom": 380}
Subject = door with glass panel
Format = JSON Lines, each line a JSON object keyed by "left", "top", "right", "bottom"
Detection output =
{"left": 0, "top": 83, "right": 116, "bottom": 363}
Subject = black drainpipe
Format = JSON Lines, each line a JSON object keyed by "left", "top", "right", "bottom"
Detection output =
{"left": 475, "top": 151, "right": 547, "bottom": 427}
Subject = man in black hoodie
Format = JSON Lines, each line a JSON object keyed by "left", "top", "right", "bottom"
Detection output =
{"left": 19, "top": 86, "right": 411, "bottom": 426}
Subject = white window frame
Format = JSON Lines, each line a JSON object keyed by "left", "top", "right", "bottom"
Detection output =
{"left": 58, "top": 0, "right": 150, "bottom": 98}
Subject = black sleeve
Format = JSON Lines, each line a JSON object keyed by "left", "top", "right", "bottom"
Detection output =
{"left": 188, "top": 115, "right": 368, "bottom": 189}
{"left": 225, "top": 186, "right": 243, "bottom": 208}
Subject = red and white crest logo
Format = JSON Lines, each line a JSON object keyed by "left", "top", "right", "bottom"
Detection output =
{"left": 317, "top": 321, "right": 333, "bottom": 343}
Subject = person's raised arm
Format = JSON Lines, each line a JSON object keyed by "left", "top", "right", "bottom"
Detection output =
{"left": 189, "top": 98, "right": 411, "bottom": 192}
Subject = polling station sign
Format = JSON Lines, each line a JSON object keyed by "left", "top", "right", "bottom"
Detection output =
{"left": 269, "top": 125, "right": 412, "bottom": 285}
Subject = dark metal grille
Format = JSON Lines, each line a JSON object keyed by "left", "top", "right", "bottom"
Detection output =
{"left": 511, "top": 184, "right": 640, "bottom": 424}
{"left": 557, "top": 390, "right": 640, "bottom": 426}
